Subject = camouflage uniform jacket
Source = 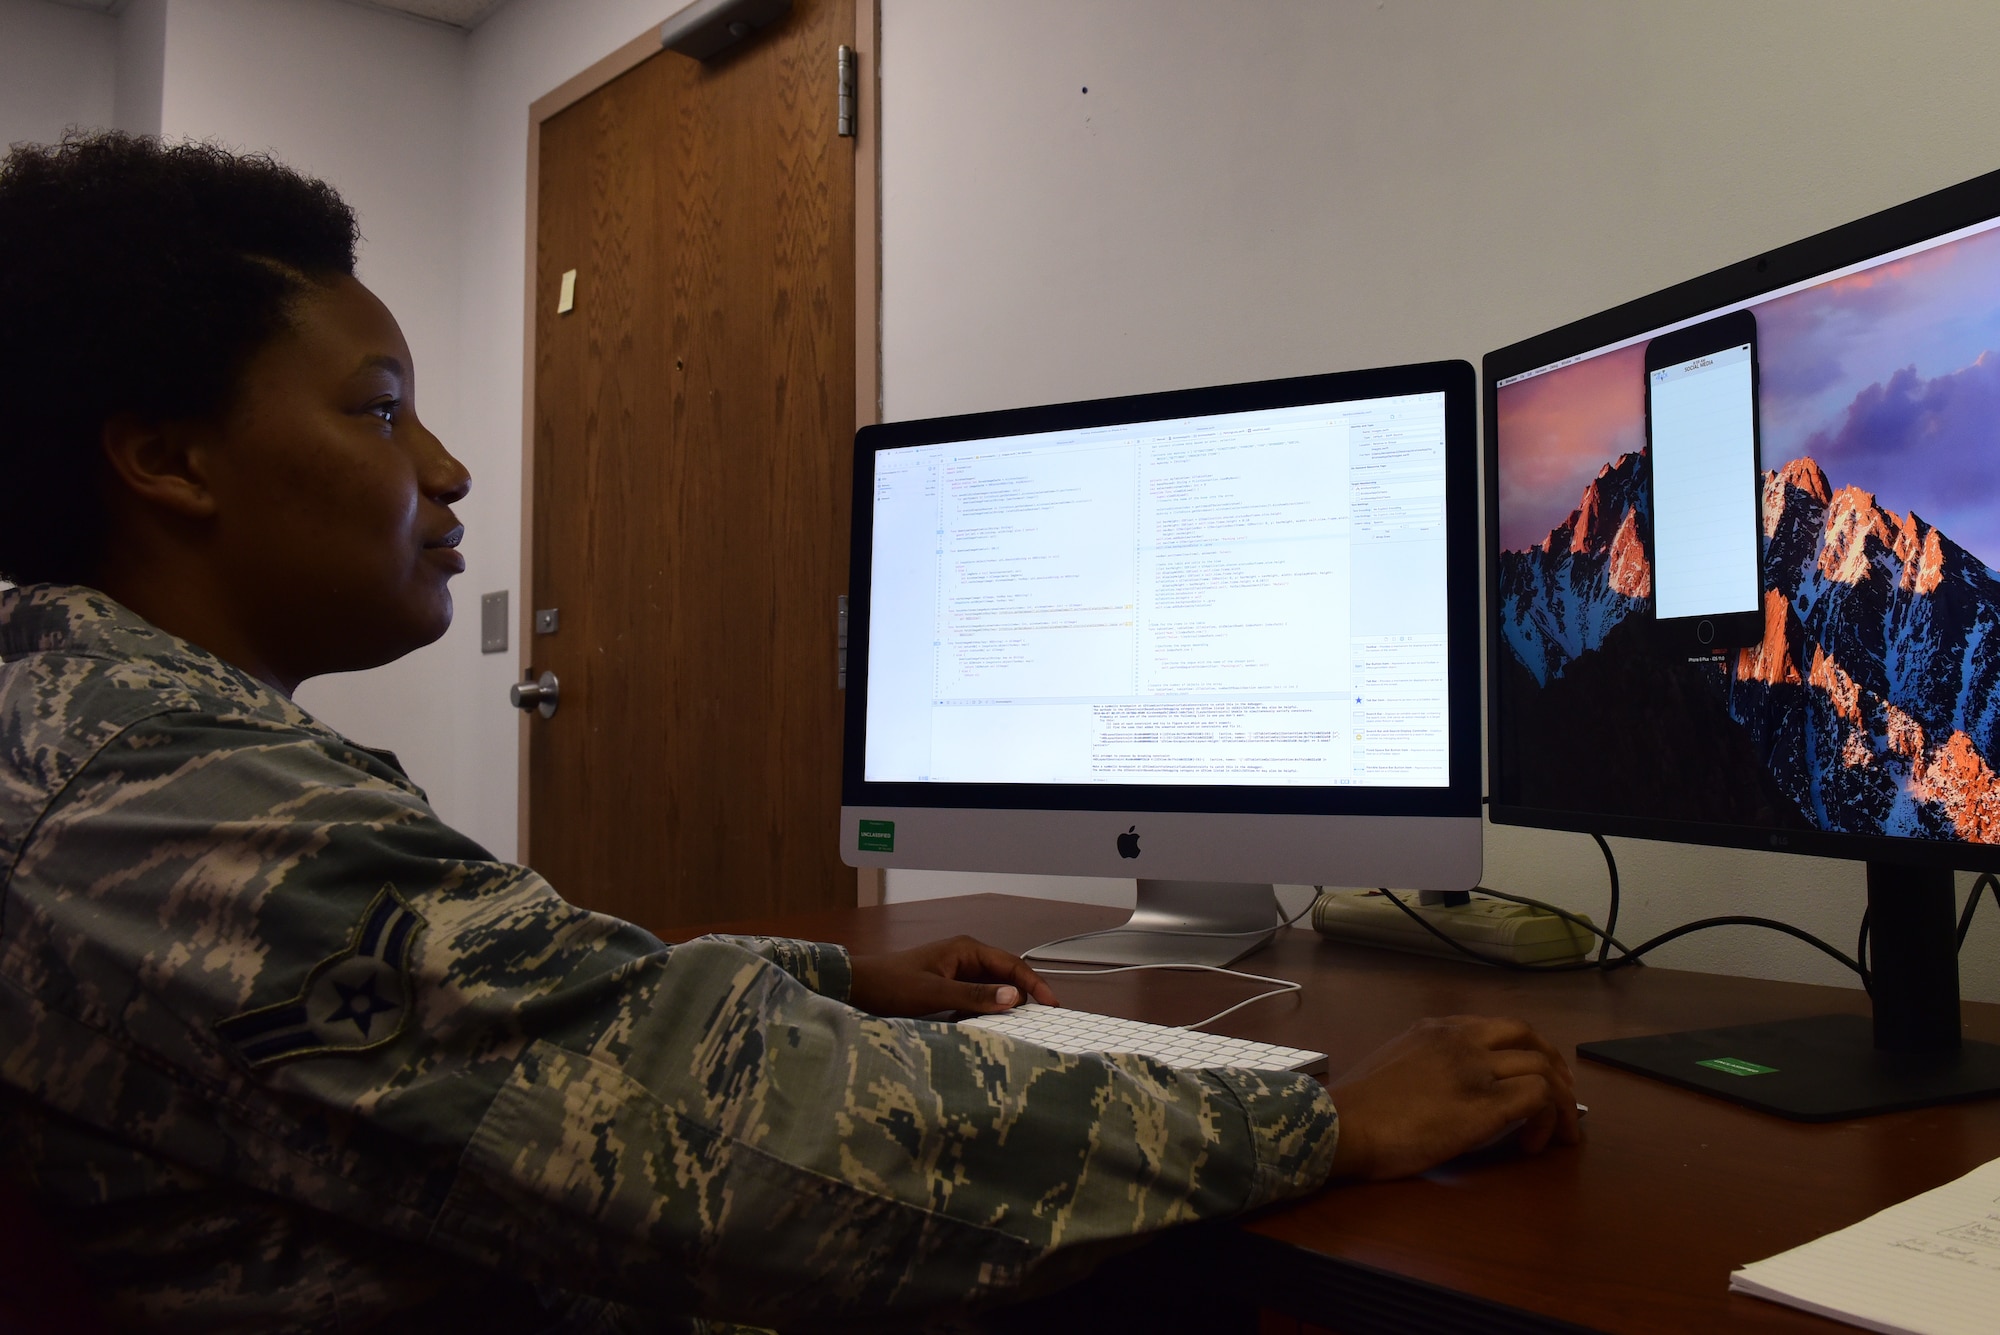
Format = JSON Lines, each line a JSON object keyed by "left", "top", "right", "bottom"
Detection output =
{"left": 0, "top": 585, "right": 1338, "bottom": 1333}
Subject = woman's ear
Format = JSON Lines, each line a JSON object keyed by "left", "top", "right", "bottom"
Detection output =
{"left": 99, "top": 414, "right": 220, "bottom": 521}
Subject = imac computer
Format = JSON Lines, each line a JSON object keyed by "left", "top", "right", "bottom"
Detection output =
{"left": 840, "top": 361, "right": 1482, "bottom": 967}
{"left": 1487, "top": 167, "right": 2000, "bottom": 1119}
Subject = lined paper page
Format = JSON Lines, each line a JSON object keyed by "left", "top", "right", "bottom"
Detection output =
{"left": 1730, "top": 1156, "right": 2000, "bottom": 1335}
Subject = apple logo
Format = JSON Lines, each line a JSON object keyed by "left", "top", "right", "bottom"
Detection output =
{"left": 1116, "top": 826, "right": 1141, "bottom": 859}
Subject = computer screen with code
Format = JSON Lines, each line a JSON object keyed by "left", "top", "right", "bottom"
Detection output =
{"left": 863, "top": 392, "right": 1450, "bottom": 787}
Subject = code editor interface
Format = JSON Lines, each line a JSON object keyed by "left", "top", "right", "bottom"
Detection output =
{"left": 864, "top": 392, "right": 1451, "bottom": 786}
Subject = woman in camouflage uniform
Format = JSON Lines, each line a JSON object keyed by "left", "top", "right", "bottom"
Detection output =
{"left": 0, "top": 134, "right": 1578, "bottom": 1334}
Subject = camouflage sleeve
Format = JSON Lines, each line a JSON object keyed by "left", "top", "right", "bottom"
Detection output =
{"left": 685, "top": 934, "right": 852, "bottom": 1003}
{"left": 437, "top": 950, "right": 1337, "bottom": 1326}
{"left": 13, "top": 710, "right": 1334, "bottom": 1328}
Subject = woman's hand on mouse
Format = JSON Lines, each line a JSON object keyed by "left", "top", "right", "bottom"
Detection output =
{"left": 1325, "top": 1015, "right": 1582, "bottom": 1181}
{"left": 848, "top": 935, "right": 1059, "bottom": 1017}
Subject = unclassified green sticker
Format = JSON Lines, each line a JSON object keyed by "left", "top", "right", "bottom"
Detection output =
{"left": 1697, "top": 1057, "right": 1778, "bottom": 1077}
{"left": 858, "top": 819, "right": 895, "bottom": 852}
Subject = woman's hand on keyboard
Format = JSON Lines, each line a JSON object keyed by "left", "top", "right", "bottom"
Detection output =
{"left": 848, "top": 935, "right": 1060, "bottom": 1018}
{"left": 1325, "top": 1015, "right": 1582, "bottom": 1181}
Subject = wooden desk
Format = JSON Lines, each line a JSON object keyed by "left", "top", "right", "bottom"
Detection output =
{"left": 684, "top": 893, "right": 2000, "bottom": 1335}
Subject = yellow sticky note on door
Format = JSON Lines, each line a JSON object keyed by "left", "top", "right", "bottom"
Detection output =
{"left": 557, "top": 269, "right": 577, "bottom": 314}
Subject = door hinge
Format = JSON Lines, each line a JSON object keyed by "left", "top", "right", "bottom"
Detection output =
{"left": 837, "top": 594, "right": 849, "bottom": 689}
{"left": 837, "top": 45, "right": 857, "bottom": 138}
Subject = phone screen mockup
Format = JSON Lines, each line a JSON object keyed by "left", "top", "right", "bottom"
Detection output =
{"left": 1645, "top": 311, "right": 1764, "bottom": 651}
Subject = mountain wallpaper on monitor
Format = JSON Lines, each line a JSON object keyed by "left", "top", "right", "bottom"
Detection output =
{"left": 1497, "top": 446, "right": 2000, "bottom": 842}
{"left": 1494, "top": 221, "right": 2000, "bottom": 844}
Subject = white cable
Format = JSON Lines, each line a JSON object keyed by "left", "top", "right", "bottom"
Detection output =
{"left": 1029, "top": 961, "right": 1304, "bottom": 1032}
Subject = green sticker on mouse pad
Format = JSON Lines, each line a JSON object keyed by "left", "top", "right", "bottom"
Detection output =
{"left": 1697, "top": 1057, "right": 1778, "bottom": 1076}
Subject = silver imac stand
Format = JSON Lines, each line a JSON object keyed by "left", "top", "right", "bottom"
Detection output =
{"left": 1024, "top": 880, "right": 1283, "bottom": 968}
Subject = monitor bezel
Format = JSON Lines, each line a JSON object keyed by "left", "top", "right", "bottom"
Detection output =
{"left": 1483, "top": 164, "right": 2000, "bottom": 874}
{"left": 842, "top": 360, "right": 1482, "bottom": 819}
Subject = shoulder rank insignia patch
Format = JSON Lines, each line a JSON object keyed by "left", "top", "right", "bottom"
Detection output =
{"left": 216, "top": 885, "right": 427, "bottom": 1068}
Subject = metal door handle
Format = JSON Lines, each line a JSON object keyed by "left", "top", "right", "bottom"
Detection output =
{"left": 510, "top": 670, "right": 560, "bottom": 718}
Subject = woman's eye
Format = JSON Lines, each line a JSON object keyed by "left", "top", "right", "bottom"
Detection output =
{"left": 368, "top": 398, "right": 401, "bottom": 425}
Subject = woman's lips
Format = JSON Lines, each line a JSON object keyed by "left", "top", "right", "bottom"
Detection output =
{"left": 424, "top": 524, "right": 466, "bottom": 572}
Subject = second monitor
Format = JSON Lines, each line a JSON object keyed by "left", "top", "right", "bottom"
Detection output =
{"left": 841, "top": 361, "right": 1483, "bottom": 965}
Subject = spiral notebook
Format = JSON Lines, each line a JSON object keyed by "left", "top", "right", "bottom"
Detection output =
{"left": 1730, "top": 1155, "right": 2000, "bottom": 1335}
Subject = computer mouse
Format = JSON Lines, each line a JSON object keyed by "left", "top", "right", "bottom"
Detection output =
{"left": 1469, "top": 1101, "right": 1589, "bottom": 1156}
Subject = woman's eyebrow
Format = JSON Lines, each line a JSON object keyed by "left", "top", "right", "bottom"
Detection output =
{"left": 351, "top": 353, "right": 406, "bottom": 379}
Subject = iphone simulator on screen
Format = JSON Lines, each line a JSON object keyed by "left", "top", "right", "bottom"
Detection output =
{"left": 1645, "top": 309, "right": 1764, "bottom": 652}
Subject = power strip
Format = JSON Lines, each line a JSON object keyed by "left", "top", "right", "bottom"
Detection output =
{"left": 1310, "top": 889, "right": 1594, "bottom": 966}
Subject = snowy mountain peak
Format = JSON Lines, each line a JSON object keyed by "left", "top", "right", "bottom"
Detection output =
{"left": 1498, "top": 449, "right": 1650, "bottom": 687}
{"left": 1502, "top": 449, "right": 2000, "bottom": 843}
{"left": 1735, "top": 590, "right": 1802, "bottom": 686}
{"left": 1774, "top": 456, "right": 1831, "bottom": 506}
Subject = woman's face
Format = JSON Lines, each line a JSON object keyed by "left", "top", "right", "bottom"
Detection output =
{"left": 201, "top": 275, "right": 470, "bottom": 683}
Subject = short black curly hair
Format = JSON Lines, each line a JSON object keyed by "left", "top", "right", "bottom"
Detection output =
{"left": 0, "top": 133, "right": 358, "bottom": 585}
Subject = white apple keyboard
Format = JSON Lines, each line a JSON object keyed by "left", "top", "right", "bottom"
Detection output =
{"left": 959, "top": 1003, "right": 1327, "bottom": 1075}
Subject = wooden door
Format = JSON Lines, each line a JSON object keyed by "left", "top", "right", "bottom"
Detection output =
{"left": 528, "top": 1, "right": 856, "bottom": 933}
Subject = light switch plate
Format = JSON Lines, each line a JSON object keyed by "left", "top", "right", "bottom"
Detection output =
{"left": 480, "top": 591, "right": 509, "bottom": 654}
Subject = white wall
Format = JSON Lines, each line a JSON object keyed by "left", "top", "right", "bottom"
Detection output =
{"left": 113, "top": 0, "right": 163, "bottom": 135}
{"left": 0, "top": 0, "right": 115, "bottom": 148}
{"left": 875, "top": 0, "right": 2000, "bottom": 1004}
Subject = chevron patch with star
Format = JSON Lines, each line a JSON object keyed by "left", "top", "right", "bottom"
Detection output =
{"left": 215, "top": 886, "right": 426, "bottom": 1068}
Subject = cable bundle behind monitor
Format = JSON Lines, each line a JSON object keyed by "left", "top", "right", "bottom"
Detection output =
{"left": 1363, "top": 832, "right": 1998, "bottom": 990}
